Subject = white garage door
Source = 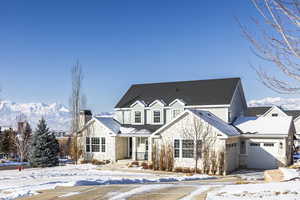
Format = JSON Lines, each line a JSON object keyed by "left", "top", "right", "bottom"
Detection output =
{"left": 247, "top": 142, "right": 278, "bottom": 169}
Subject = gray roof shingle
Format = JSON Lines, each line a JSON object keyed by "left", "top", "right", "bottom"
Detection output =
{"left": 115, "top": 78, "right": 240, "bottom": 108}
{"left": 245, "top": 106, "right": 272, "bottom": 117}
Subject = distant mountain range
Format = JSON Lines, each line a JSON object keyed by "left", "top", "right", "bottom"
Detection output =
{"left": 0, "top": 100, "right": 112, "bottom": 131}
{"left": 1, "top": 97, "right": 299, "bottom": 131}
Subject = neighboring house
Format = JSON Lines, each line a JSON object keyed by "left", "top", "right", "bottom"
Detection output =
{"left": 246, "top": 106, "right": 300, "bottom": 147}
{"left": 78, "top": 78, "right": 294, "bottom": 173}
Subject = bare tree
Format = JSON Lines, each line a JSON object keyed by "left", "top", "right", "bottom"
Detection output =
{"left": 182, "top": 116, "right": 217, "bottom": 174}
{"left": 69, "top": 61, "right": 85, "bottom": 163}
{"left": 14, "top": 121, "right": 32, "bottom": 162}
{"left": 240, "top": 0, "right": 300, "bottom": 93}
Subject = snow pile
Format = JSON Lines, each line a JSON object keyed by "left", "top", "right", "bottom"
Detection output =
{"left": 280, "top": 167, "right": 300, "bottom": 181}
{"left": 0, "top": 164, "right": 214, "bottom": 200}
{"left": 206, "top": 181, "right": 300, "bottom": 200}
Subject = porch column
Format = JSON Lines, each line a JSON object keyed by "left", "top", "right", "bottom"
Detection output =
{"left": 148, "top": 137, "right": 152, "bottom": 162}
{"left": 132, "top": 137, "right": 137, "bottom": 161}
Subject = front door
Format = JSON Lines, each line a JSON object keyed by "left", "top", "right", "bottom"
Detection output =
{"left": 128, "top": 137, "right": 133, "bottom": 158}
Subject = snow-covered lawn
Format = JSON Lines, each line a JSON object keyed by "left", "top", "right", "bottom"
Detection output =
{"left": 0, "top": 164, "right": 214, "bottom": 200}
{"left": 280, "top": 167, "right": 300, "bottom": 181}
{"left": 206, "top": 181, "right": 300, "bottom": 200}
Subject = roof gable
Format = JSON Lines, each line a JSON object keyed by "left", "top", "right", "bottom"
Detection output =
{"left": 261, "top": 106, "right": 287, "bottom": 117}
{"left": 284, "top": 110, "right": 300, "bottom": 120}
{"left": 245, "top": 106, "right": 272, "bottom": 117}
{"left": 152, "top": 109, "right": 240, "bottom": 137}
{"left": 115, "top": 78, "right": 241, "bottom": 108}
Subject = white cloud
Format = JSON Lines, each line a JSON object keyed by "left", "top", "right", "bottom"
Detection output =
{"left": 248, "top": 97, "right": 300, "bottom": 110}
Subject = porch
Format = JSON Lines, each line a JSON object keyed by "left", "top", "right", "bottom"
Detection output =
{"left": 116, "top": 136, "right": 150, "bottom": 161}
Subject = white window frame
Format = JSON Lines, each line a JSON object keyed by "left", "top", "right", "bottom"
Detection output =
{"left": 182, "top": 139, "right": 194, "bottom": 158}
{"left": 91, "top": 137, "right": 100, "bottom": 152}
{"left": 153, "top": 110, "right": 161, "bottom": 124}
{"left": 134, "top": 111, "right": 142, "bottom": 124}
{"left": 174, "top": 139, "right": 180, "bottom": 158}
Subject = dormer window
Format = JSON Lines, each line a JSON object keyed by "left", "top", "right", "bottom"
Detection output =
{"left": 134, "top": 111, "right": 142, "bottom": 123}
{"left": 153, "top": 111, "right": 161, "bottom": 123}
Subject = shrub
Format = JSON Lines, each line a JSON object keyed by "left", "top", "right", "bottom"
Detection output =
{"left": 190, "top": 168, "right": 202, "bottom": 174}
{"left": 165, "top": 144, "right": 174, "bottom": 171}
{"left": 142, "top": 164, "right": 149, "bottom": 169}
{"left": 91, "top": 159, "right": 105, "bottom": 165}
{"left": 105, "top": 160, "right": 110, "bottom": 164}
{"left": 148, "top": 164, "right": 153, "bottom": 169}
{"left": 131, "top": 161, "right": 139, "bottom": 166}
{"left": 159, "top": 144, "right": 166, "bottom": 171}
{"left": 182, "top": 167, "right": 192, "bottom": 173}
{"left": 80, "top": 160, "right": 90, "bottom": 164}
{"left": 217, "top": 151, "right": 225, "bottom": 175}
{"left": 174, "top": 167, "right": 183, "bottom": 173}
{"left": 141, "top": 162, "right": 148, "bottom": 167}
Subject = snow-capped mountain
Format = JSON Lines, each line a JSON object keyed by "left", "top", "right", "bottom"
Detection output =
{"left": 0, "top": 100, "right": 71, "bottom": 131}
{"left": 248, "top": 97, "right": 300, "bottom": 110}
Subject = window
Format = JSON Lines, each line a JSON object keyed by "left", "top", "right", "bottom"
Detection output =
{"left": 91, "top": 137, "right": 100, "bottom": 152}
{"left": 272, "top": 113, "right": 278, "bottom": 117}
{"left": 153, "top": 111, "right": 161, "bottom": 123}
{"left": 86, "top": 137, "right": 91, "bottom": 152}
{"left": 101, "top": 137, "right": 106, "bottom": 152}
{"left": 174, "top": 139, "right": 180, "bottom": 158}
{"left": 172, "top": 109, "right": 181, "bottom": 118}
{"left": 134, "top": 111, "right": 141, "bottom": 123}
{"left": 250, "top": 143, "right": 260, "bottom": 147}
{"left": 240, "top": 141, "right": 246, "bottom": 154}
{"left": 182, "top": 140, "right": 194, "bottom": 158}
{"left": 264, "top": 143, "right": 274, "bottom": 147}
{"left": 145, "top": 139, "right": 148, "bottom": 151}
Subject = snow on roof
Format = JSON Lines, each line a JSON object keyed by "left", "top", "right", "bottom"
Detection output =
{"left": 189, "top": 109, "right": 240, "bottom": 137}
{"left": 119, "top": 126, "right": 152, "bottom": 136}
{"left": 234, "top": 116, "right": 292, "bottom": 135}
{"left": 94, "top": 116, "right": 121, "bottom": 133}
{"left": 94, "top": 116, "right": 153, "bottom": 136}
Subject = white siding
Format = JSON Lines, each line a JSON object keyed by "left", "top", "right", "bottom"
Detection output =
{"left": 131, "top": 103, "right": 145, "bottom": 124}
{"left": 263, "top": 107, "right": 287, "bottom": 117}
{"left": 153, "top": 113, "right": 228, "bottom": 171}
{"left": 149, "top": 102, "right": 164, "bottom": 125}
{"left": 80, "top": 120, "right": 116, "bottom": 162}
{"left": 229, "top": 83, "right": 247, "bottom": 122}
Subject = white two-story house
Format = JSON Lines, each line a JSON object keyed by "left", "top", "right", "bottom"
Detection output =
{"left": 78, "top": 77, "right": 294, "bottom": 173}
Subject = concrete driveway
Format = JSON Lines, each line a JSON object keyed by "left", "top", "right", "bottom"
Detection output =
{"left": 17, "top": 177, "right": 241, "bottom": 200}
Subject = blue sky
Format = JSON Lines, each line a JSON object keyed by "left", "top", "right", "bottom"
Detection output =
{"left": 0, "top": 0, "right": 297, "bottom": 112}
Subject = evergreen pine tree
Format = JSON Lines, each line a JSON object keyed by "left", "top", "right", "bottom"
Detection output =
{"left": 29, "top": 118, "right": 59, "bottom": 167}
{"left": 0, "top": 129, "right": 15, "bottom": 155}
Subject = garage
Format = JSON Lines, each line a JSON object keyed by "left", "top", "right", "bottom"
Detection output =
{"left": 234, "top": 116, "right": 293, "bottom": 170}
{"left": 247, "top": 141, "right": 278, "bottom": 169}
